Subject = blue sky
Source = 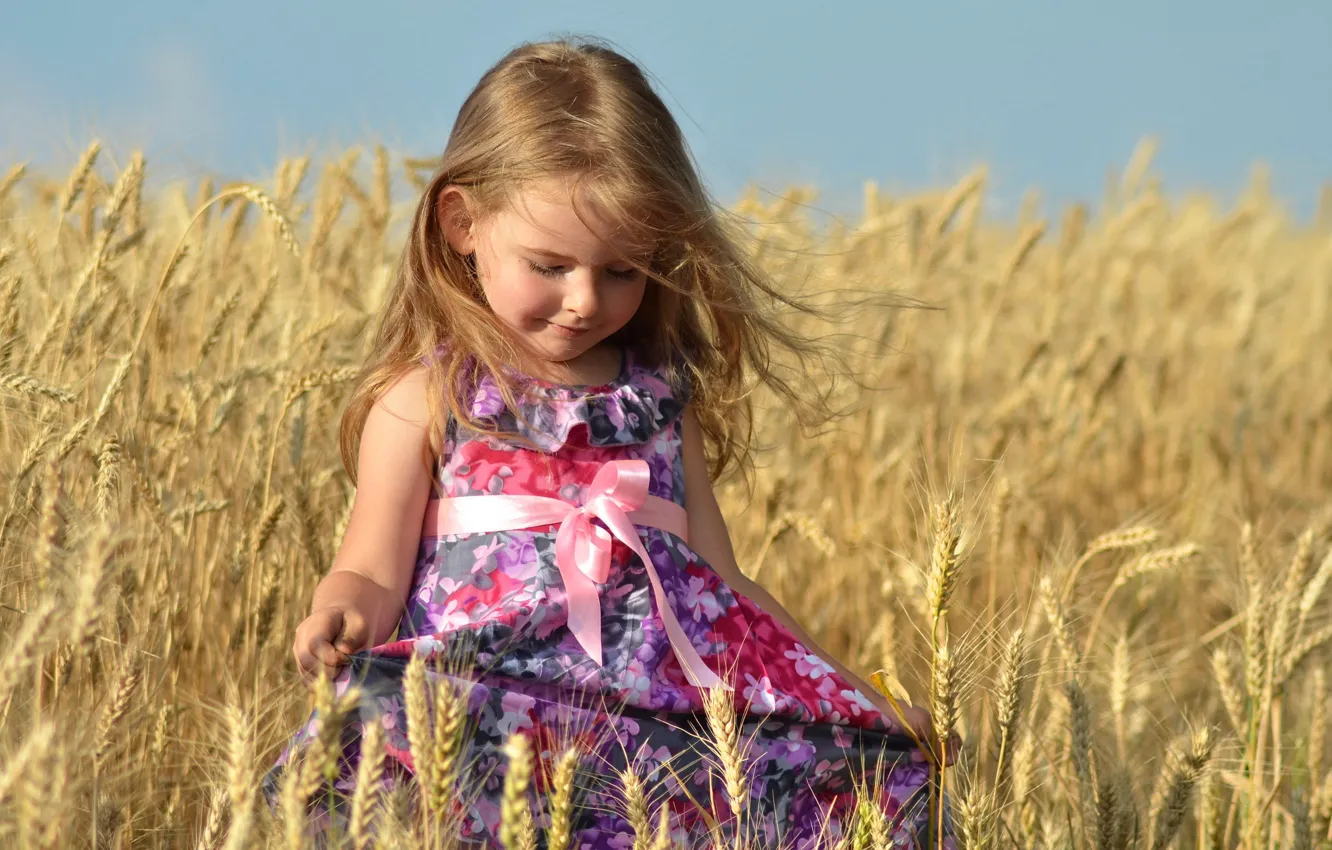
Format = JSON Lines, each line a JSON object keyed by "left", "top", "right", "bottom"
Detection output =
{"left": 2, "top": 1, "right": 1328, "bottom": 220}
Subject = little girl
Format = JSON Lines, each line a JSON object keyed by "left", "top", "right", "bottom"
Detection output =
{"left": 267, "top": 37, "right": 957, "bottom": 849}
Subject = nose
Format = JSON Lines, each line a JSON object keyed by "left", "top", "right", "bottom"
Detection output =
{"left": 563, "top": 271, "right": 599, "bottom": 319}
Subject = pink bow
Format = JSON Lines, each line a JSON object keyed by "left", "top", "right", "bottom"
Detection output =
{"left": 424, "top": 459, "right": 728, "bottom": 691}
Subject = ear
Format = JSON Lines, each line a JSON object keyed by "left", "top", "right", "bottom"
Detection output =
{"left": 436, "top": 185, "right": 477, "bottom": 255}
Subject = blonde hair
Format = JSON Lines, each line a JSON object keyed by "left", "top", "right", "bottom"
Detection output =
{"left": 340, "top": 36, "right": 842, "bottom": 485}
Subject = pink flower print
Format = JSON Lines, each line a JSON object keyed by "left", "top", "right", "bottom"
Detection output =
{"left": 786, "top": 646, "right": 835, "bottom": 680}
{"left": 375, "top": 697, "right": 399, "bottom": 730}
{"left": 471, "top": 538, "right": 505, "bottom": 573}
{"left": 436, "top": 598, "right": 474, "bottom": 630}
{"left": 743, "top": 672, "right": 779, "bottom": 712}
{"left": 683, "top": 577, "right": 722, "bottom": 620}
{"left": 496, "top": 692, "right": 535, "bottom": 736}
{"left": 418, "top": 569, "right": 442, "bottom": 598}
{"left": 413, "top": 635, "right": 449, "bottom": 657}
{"left": 815, "top": 675, "right": 840, "bottom": 700}
{"left": 437, "top": 576, "right": 464, "bottom": 596}
{"left": 839, "top": 688, "right": 875, "bottom": 717}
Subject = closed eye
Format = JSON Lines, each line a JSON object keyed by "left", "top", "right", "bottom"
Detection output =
{"left": 526, "top": 259, "right": 641, "bottom": 280}
{"left": 527, "top": 260, "right": 563, "bottom": 277}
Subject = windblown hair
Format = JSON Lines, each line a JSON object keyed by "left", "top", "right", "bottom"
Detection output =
{"left": 340, "top": 36, "right": 840, "bottom": 485}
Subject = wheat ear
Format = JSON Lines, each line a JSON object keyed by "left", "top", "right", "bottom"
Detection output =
{"left": 499, "top": 732, "right": 536, "bottom": 850}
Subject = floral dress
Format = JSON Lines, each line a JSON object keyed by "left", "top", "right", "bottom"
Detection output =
{"left": 264, "top": 348, "right": 955, "bottom": 849}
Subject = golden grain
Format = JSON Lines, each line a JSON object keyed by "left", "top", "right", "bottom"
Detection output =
{"left": 545, "top": 746, "right": 581, "bottom": 850}
{"left": 702, "top": 683, "right": 749, "bottom": 822}
{"left": 0, "top": 372, "right": 77, "bottom": 404}
{"left": 0, "top": 161, "right": 27, "bottom": 203}
{"left": 619, "top": 764, "right": 652, "bottom": 850}
{"left": 499, "top": 732, "right": 536, "bottom": 850}
{"left": 1147, "top": 726, "right": 1213, "bottom": 850}
{"left": 93, "top": 653, "right": 142, "bottom": 766}
{"left": 0, "top": 142, "right": 1328, "bottom": 849}
{"left": 57, "top": 139, "right": 102, "bottom": 219}
{"left": 349, "top": 720, "right": 386, "bottom": 850}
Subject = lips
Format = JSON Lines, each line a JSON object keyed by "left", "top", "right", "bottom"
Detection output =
{"left": 547, "top": 322, "right": 591, "bottom": 339}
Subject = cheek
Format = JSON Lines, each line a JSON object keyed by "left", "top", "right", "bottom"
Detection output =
{"left": 483, "top": 267, "right": 560, "bottom": 319}
{"left": 608, "top": 282, "right": 648, "bottom": 320}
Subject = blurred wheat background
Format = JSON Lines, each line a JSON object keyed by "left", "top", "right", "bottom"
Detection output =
{"left": 1, "top": 139, "right": 1330, "bottom": 848}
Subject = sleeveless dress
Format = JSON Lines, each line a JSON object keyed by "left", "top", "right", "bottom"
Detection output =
{"left": 264, "top": 349, "right": 955, "bottom": 849}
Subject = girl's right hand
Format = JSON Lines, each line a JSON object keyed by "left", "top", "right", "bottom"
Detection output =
{"left": 292, "top": 606, "right": 371, "bottom": 686}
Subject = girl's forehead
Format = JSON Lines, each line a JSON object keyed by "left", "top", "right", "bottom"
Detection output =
{"left": 496, "top": 184, "right": 643, "bottom": 259}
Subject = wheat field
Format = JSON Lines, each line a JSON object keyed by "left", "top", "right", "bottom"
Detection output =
{"left": 0, "top": 140, "right": 1330, "bottom": 849}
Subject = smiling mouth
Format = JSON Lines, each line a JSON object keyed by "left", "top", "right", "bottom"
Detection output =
{"left": 547, "top": 322, "right": 592, "bottom": 338}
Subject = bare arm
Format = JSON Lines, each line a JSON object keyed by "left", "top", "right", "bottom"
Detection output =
{"left": 293, "top": 366, "right": 435, "bottom": 679}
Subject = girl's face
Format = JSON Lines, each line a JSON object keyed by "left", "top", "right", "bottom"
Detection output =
{"left": 441, "top": 176, "right": 647, "bottom": 368}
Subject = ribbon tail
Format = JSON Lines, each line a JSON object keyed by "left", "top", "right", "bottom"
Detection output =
{"left": 566, "top": 577, "right": 604, "bottom": 667}
{"left": 557, "top": 514, "right": 605, "bottom": 666}
{"left": 598, "top": 503, "right": 729, "bottom": 692}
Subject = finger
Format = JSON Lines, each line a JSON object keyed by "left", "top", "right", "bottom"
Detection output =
{"left": 336, "top": 608, "right": 371, "bottom": 654}
{"left": 317, "top": 640, "right": 348, "bottom": 671}
{"left": 295, "top": 647, "right": 323, "bottom": 684}
{"left": 297, "top": 637, "right": 343, "bottom": 681}
{"left": 310, "top": 608, "right": 345, "bottom": 644}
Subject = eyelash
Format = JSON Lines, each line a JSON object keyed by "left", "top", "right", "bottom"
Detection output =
{"left": 526, "top": 260, "right": 640, "bottom": 280}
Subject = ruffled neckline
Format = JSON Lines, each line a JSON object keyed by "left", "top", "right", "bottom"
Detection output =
{"left": 502, "top": 347, "right": 634, "bottom": 399}
{"left": 458, "top": 347, "right": 688, "bottom": 451}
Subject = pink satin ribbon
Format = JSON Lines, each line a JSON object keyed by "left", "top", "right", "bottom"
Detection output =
{"left": 423, "top": 459, "right": 728, "bottom": 691}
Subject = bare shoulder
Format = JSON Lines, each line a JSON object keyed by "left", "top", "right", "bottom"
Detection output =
{"left": 333, "top": 364, "right": 435, "bottom": 600}
{"left": 370, "top": 364, "right": 432, "bottom": 430}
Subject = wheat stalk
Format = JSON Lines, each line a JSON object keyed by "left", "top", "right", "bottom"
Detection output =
{"left": 620, "top": 764, "right": 653, "bottom": 850}
{"left": 93, "top": 653, "right": 142, "bottom": 766}
{"left": 1110, "top": 628, "right": 1131, "bottom": 760}
{"left": 196, "top": 786, "right": 228, "bottom": 850}
{"left": 0, "top": 721, "right": 53, "bottom": 804}
{"left": 57, "top": 140, "right": 102, "bottom": 220}
{"left": 499, "top": 732, "right": 536, "bottom": 850}
{"left": 702, "top": 682, "right": 749, "bottom": 821}
{"left": 428, "top": 675, "right": 466, "bottom": 818}
{"left": 546, "top": 746, "right": 582, "bottom": 850}
{"left": 992, "top": 626, "right": 1027, "bottom": 794}
{"left": 1298, "top": 549, "right": 1332, "bottom": 637}
{"left": 220, "top": 703, "right": 254, "bottom": 850}
{"left": 1060, "top": 525, "right": 1160, "bottom": 602}
{"left": 1148, "top": 727, "right": 1213, "bottom": 850}
{"left": 0, "top": 161, "right": 26, "bottom": 203}
{"left": 925, "top": 497, "right": 964, "bottom": 629}
{"left": 350, "top": 720, "right": 386, "bottom": 850}
{"left": 0, "top": 372, "right": 76, "bottom": 404}
{"left": 1210, "top": 646, "right": 1246, "bottom": 735}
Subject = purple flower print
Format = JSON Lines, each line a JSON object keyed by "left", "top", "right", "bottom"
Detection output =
{"left": 262, "top": 349, "right": 956, "bottom": 849}
{"left": 683, "top": 576, "right": 723, "bottom": 620}
{"left": 469, "top": 378, "right": 506, "bottom": 419}
{"left": 494, "top": 537, "right": 538, "bottom": 579}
